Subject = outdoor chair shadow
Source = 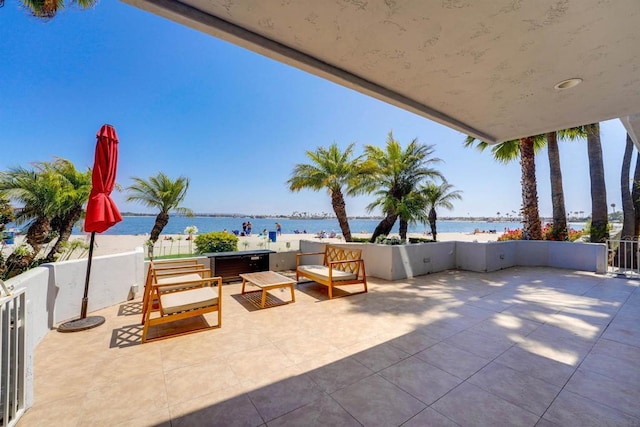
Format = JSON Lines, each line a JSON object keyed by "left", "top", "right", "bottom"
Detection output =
{"left": 295, "top": 280, "right": 358, "bottom": 301}
{"left": 117, "top": 301, "right": 143, "bottom": 317}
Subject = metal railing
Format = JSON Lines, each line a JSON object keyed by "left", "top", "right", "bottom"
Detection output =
{"left": 0, "top": 285, "right": 26, "bottom": 427}
{"left": 607, "top": 238, "right": 640, "bottom": 278}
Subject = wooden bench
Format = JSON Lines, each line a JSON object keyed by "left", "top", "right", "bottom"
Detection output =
{"left": 142, "top": 260, "right": 212, "bottom": 324}
{"left": 142, "top": 275, "right": 222, "bottom": 343}
{"left": 296, "top": 245, "right": 367, "bottom": 299}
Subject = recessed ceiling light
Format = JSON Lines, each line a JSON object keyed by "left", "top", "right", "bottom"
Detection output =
{"left": 554, "top": 78, "right": 583, "bottom": 90}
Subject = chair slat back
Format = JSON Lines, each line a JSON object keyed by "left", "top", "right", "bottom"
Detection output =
{"left": 323, "top": 245, "right": 362, "bottom": 274}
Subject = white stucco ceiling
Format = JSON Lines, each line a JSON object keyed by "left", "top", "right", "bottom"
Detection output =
{"left": 123, "top": 0, "right": 640, "bottom": 143}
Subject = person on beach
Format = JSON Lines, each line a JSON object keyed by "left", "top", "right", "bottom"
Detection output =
{"left": 242, "top": 222, "right": 247, "bottom": 236}
{"left": 247, "top": 222, "right": 252, "bottom": 235}
{"left": 276, "top": 222, "right": 282, "bottom": 235}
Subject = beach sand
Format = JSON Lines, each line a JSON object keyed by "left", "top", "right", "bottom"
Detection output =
{"left": 73, "top": 230, "right": 503, "bottom": 257}
{"left": 2, "top": 231, "right": 502, "bottom": 259}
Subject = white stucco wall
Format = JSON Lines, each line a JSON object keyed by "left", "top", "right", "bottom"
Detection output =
{"left": 484, "top": 241, "right": 518, "bottom": 272}
{"left": 372, "top": 242, "right": 456, "bottom": 280}
{"left": 48, "top": 248, "right": 145, "bottom": 324}
{"left": 300, "top": 239, "right": 606, "bottom": 280}
{"left": 269, "top": 251, "right": 298, "bottom": 271}
{"left": 546, "top": 241, "right": 607, "bottom": 273}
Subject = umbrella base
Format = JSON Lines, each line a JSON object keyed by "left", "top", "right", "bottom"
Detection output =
{"left": 57, "top": 316, "right": 105, "bottom": 332}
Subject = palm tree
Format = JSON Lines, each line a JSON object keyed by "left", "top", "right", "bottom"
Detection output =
{"left": 464, "top": 136, "right": 544, "bottom": 240}
{"left": 20, "top": 0, "right": 97, "bottom": 19}
{"left": 620, "top": 135, "right": 635, "bottom": 239}
{"left": 0, "top": 194, "right": 15, "bottom": 232}
{"left": 0, "top": 165, "right": 59, "bottom": 271}
{"left": 0, "top": 158, "right": 92, "bottom": 265}
{"left": 355, "top": 132, "right": 443, "bottom": 242}
{"left": 586, "top": 123, "right": 609, "bottom": 243}
{"left": 615, "top": 134, "right": 636, "bottom": 267}
{"left": 43, "top": 159, "right": 92, "bottom": 262}
{"left": 287, "top": 143, "right": 363, "bottom": 242}
{"left": 633, "top": 153, "right": 640, "bottom": 236}
{"left": 422, "top": 182, "right": 462, "bottom": 241}
{"left": 126, "top": 173, "right": 192, "bottom": 243}
{"left": 546, "top": 127, "right": 587, "bottom": 240}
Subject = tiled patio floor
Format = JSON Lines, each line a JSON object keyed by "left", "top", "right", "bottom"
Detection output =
{"left": 18, "top": 267, "right": 640, "bottom": 426}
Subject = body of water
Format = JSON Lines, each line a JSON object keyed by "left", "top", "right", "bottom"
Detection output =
{"left": 67, "top": 216, "right": 531, "bottom": 236}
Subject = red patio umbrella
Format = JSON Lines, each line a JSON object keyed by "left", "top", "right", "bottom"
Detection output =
{"left": 59, "top": 124, "right": 123, "bottom": 332}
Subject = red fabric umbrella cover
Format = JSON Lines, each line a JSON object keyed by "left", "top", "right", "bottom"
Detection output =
{"left": 84, "top": 124, "right": 123, "bottom": 233}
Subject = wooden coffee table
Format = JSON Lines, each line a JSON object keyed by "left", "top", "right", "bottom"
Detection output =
{"left": 239, "top": 271, "right": 296, "bottom": 308}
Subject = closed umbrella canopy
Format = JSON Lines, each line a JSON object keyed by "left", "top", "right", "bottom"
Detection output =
{"left": 59, "top": 124, "right": 123, "bottom": 332}
{"left": 84, "top": 124, "right": 122, "bottom": 233}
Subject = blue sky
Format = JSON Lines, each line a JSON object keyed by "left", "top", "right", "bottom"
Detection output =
{"left": 0, "top": 1, "right": 630, "bottom": 218}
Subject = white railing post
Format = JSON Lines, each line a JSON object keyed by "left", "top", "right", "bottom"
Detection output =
{"left": 0, "top": 287, "right": 26, "bottom": 427}
{"left": 607, "top": 238, "right": 640, "bottom": 278}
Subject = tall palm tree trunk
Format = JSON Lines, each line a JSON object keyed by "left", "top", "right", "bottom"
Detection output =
{"left": 45, "top": 206, "right": 83, "bottom": 263}
{"left": 331, "top": 188, "right": 352, "bottom": 242}
{"left": 150, "top": 212, "right": 170, "bottom": 243}
{"left": 634, "top": 153, "right": 640, "bottom": 237}
{"left": 587, "top": 123, "right": 609, "bottom": 243}
{"left": 5, "top": 216, "right": 51, "bottom": 276}
{"left": 370, "top": 213, "right": 398, "bottom": 242}
{"left": 25, "top": 216, "right": 51, "bottom": 256}
{"left": 615, "top": 134, "right": 636, "bottom": 268}
{"left": 520, "top": 137, "right": 542, "bottom": 240}
{"left": 620, "top": 134, "right": 636, "bottom": 239}
{"left": 547, "top": 132, "right": 567, "bottom": 240}
{"left": 428, "top": 208, "right": 437, "bottom": 241}
{"left": 399, "top": 218, "right": 408, "bottom": 240}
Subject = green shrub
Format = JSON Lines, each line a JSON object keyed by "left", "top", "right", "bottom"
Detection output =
{"left": 194, "top": 232, "right": 238, "bottom": 254}
{"left": 374, "top": 235, "right": 405, "bottom": 245}
{"left": 351, "top": 237, "right": 370, "bottom": 243}
{"left": 408, "top": 237, "right": 435, "bottom": 243}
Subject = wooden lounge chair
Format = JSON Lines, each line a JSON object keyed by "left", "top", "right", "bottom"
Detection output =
{"left": 141, "top": 260, "right": 212, "bottom": 324}
{"left": 142, "top": 275, "right": 222, "bottom": 343}
{"left": 296, "top": 245, "right": 367, "bottom": 299}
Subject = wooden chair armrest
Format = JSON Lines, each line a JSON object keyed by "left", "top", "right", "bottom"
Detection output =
{"left": 152, "top": 264, "right": 206, "bottom": 272}
{"left": 152, "top": 276, "right": 221, "bottom": 292}
{"left": 154, "top": 268, "right": 212, "bottom": 278}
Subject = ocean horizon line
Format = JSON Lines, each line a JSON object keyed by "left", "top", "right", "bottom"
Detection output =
{"left": 118, "top": 212, "right": 531, "bottom": 221}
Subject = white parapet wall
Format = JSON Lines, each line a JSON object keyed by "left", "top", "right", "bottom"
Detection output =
{"left": 300, "top": 239, "right": 607, "bottom": 280}
{"left": 5, "top": 248, "right": 145, "bottom": 345}
{"left": 47, "top": 248, "right": 146, "bottom": 324}
{"left": 5, "top": 248, "right": 145, "bottom": 410}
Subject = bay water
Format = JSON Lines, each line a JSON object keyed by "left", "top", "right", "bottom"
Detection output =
{"left": 73, "top": 216, "right": 525, "bottom": 236}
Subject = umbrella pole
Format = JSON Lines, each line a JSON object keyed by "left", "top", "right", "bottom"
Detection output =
{"left": 80, "top": 231, "right": 96, "bottom": 318}
{"left": 58, "top": 231, "right": 105, "bottom": 332}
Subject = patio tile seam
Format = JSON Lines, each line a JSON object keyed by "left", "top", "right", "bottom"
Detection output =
{"left": 541, "top": 389, "right": 640, "bottom": 425}
{"left": 423, "top": 377, "right": 544, "bottom": 424}
{"left": 305, "top": 358, "right": 376, "bottom": 394}
{"left": 403, "top": 407, "right": 462, "bottom": 427}
{"left": 440, "top": 330, "right": 518, "bottom": 366}
{"left": 535, "top": 335, "right": 612, "bottom": 422}
{"left": 467, "top": 362, "right": 565, "bottom": 419}
{"left": 328, "top": 374, "right": 427, "bottom": 426}
{"left": 247, "top": 390, "right": 268, "bottom": 426}
{"left": 270, "top": 393, "right": 363, "bottom": 427}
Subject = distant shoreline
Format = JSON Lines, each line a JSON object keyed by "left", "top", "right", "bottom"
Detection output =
{"left": 117, "top": 213, "right": 537, "bottom": 222}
